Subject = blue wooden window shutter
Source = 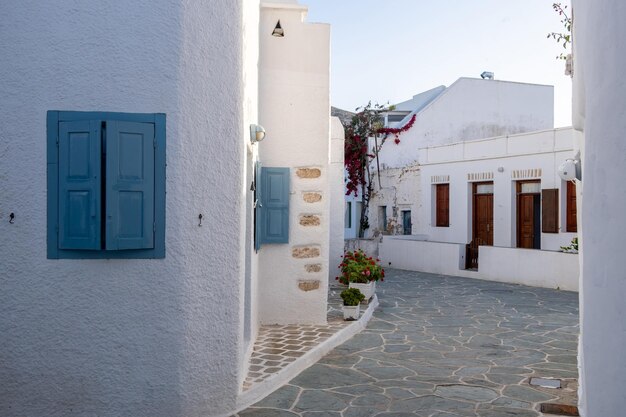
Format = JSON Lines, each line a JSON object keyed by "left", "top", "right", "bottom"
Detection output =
{"left": 58, "top": 120, "right": 102, "bottom": 249}
{"left": 47, "top": 111, "right": 166, "bottom": 259}
{"left": 105, "top": 121, "right": 155, "bottom": 250}
{"left": 254, "top": 161, "right": 262, "bottom": 251}
{"left": 259, "top": 167, "right": 290, "bottom": 245}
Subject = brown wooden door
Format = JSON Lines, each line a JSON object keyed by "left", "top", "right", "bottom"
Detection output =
{"left": 518, "top": 194, "right": 535, "bottom": 248}
{"left": 436, "top": 184, "right": 449, "bottom": 227}
{"left": 517, "top": 181, "right": 541, "bottom": 249}
{"left": 473, "top": 193, "right": 493, "bottom": 245}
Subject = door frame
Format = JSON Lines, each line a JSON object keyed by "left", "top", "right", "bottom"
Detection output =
{"left": 516, "top": 180, "right": 541, "bottom": 249}
{"left": 472, "top": 181, "right": 494, "bottom": 246}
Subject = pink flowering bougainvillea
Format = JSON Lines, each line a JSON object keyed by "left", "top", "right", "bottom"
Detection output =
{"left": 344, "top": 102, "right": 416, "bottom": 237}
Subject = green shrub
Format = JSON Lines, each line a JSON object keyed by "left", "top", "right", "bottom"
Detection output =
{"left": 341, "top": 288, "right": 365, "bottom": 306}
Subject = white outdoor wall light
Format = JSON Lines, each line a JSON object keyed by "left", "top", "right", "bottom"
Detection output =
{"left": 250, "top": 124, "right": 266, "bottom": 144}
{"left": 558, "top": 153, "right": 582, "bottom": 181}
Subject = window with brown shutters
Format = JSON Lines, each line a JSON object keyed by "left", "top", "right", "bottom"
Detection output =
{"left": 541, "top": 188, "right": 559, "bottom": 233}
{"left": 566, "top": 181, "right": 578, "bottom": 232}
{"left": 436, "top": 184, "right": 449, "bottom": 227}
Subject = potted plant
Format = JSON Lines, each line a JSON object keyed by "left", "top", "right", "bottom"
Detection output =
{"left": 336, "top": 250, "right": 385, "bottom": 300}
{"left": 341, "top": 288, "right": 365, "bottom": 321}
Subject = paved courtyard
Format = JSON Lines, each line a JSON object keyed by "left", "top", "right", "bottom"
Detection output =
{"left": 235, "top": 269, "right": 579, "bottom": 417}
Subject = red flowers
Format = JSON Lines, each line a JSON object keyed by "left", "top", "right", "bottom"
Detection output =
{"left": 337, "top": 249, "right": 385, "bottom": 285}
{"left": 376, "top": 114, "right": 416, "bottom": 138}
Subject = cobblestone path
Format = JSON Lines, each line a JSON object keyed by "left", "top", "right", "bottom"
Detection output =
{"left": 235, "top": 269, "right": 579, "bottom": 417}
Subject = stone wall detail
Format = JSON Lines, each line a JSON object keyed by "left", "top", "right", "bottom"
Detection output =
{"left": 299, "top": 214, "right": 321, "bottom": 227}
{"left": 297, "top": 280, "right": 320, "bottom": 292}
{"left": 303, "top": 192, "right": 322, "bottom": 203}
{"left": 296, "top": 167, "right": 321, "bottom": 179}
{"left": 292, "top": 245, "right": 321, "bottom": 259}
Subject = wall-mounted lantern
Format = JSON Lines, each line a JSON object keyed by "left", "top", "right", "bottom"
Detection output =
{"left": 250, "top": 124, "right": 266, "bottom": 144}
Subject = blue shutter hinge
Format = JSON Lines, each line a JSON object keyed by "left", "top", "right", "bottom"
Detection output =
{"left": 153, "top": 137, "right": 157, "bottom": 149}
{"left": 153, "top": 222, "right": 156, "bottom": 233}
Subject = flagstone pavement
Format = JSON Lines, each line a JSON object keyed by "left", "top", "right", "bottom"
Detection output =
{"left": 234, "top": 269, "right": 579, "bottom": 417}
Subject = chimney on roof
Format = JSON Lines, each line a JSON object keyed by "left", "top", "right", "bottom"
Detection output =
{"left": 480, "top": 71, "right": 494, "bottom": 80}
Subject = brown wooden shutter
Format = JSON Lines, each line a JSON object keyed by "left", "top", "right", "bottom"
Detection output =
{"left": 436, "top": 184, "right": 450, "bottom": 227}
{"left": 566, "top": 181, "right": 578, "bottom": 232}
{"left": 541, "top": 188, "right": 559, "bottom": 233}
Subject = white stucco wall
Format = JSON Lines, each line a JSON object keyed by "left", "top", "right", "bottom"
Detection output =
{"left": 380, "top": 237, "right": 465, "bottom": 276}
{"left": 258, "top": 1, "right": 331, "bottom": 324}
{"left": 572, "top": 1, "right": 626, "bottom": 415}
{"left": 379, "top": 237, "right": 579, "bottom": 292}
{"left": 418, "top": 128, "right": 579, "bottom": 251}
{"left": 240, "top": 0, "right": 261, "bottom": 389}
{"left": 329, "top": 117, "right": 345, "bottom": 281}
{"left": 366, "top": 164, "right": 421, "bottom": 238}
{"left": 344, "top": 179, "right": 362, "bottom": 239}
{"left": 0, "top": 1, "right": 256, "bottom": 416}
{"left": 478, "top": 246, "right": 579, "bottom": 292}
{"left": 378, "top": 78, "right": 554, "bottom": 168}
{"left": 359, "top": 78, "right": 555, "bottom": 241}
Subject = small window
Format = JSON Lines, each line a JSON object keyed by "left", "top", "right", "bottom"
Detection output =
{"left": 255, "top": 165, "right": 290, "bottom": 250}
{"left": 475, "top": 183, "right": 494, "bottom": 194}
{"left": 435, "top": 184, "right": 449, "bottom": 227}
{"left": 387, "top": 113, "right": 409, "bottom": 123}
{"left": 345, "top": 201, "right": 352, "bottom": 228}
{"left": 521, "top": 182, "right": 541, "bottom": 194}
{"left": 378, "top": 206, "right": 387, "bottom": 232}
{"left": 402, "top": 210, "right": 412, "bottom": 235}
{"left": 47, "top": 111, "right": 166, "bottom": 259}
{"left": 566, "top": 181, "right": 577, "bottom": 232}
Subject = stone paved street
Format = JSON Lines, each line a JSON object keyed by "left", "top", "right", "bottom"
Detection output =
{"left": 235, "top": 269, "right": 579, "bottom": 417}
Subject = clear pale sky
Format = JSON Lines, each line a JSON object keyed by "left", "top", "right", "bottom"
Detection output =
{"left": 304, "top": 0, "right": 573, "bottom": 127}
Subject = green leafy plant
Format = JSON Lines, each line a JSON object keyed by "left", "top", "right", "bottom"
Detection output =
{"left": 560, "top": 236, "right": 578, "bottom": 252}
{"left": 336, "top": 249, "right": 385, "bottom": 285}
{"left": 547, "top": 2, "right": 571, "bottom": 60}
{"left": 341, "top": 288, "right": 365, "bottom": 306}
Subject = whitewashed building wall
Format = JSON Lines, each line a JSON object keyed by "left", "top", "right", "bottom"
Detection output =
{"left": 258, "top": 1, "right": 331, "bottom": 324}
{"left": 572, "top": 0, "right": 626, "bottom": 415}
{"left": 344, "top": 178, "right": 362, "bottom": 239}
{"left": 377, "top": 78, "right": 555, "bottom": 169}
{"left": 362, "top": 78, "right": 555, "bottom": 240}
{"left": 329, "top": 117, "right": 345, "bottom": 280}
{"left": 378, "top": 128, "right": 582, "bottom": 292}
{"left": 0, "top": 1, "right": 259, "bottom": 416}
{"left": 0, "top": 0, "right": 338, "bottom": 415}
{"left": 418, "top": 128, "right": 579, "bottom": 251}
